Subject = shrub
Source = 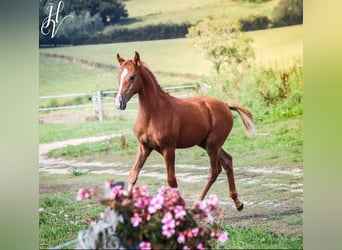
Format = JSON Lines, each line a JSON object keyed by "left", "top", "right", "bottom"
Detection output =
{"left": 199, "top": 58, "right": 303, "bottom": 123}
{"left": 41, "top": 22, "right": 191, "bottom": 46}
{"left": 272, "top": 0, "right": 303, "bottom": 27}
{"left": 76, "top": 181, "right": 229, "bottom": 249}
{"left": 56, "top": 11, "right": 104, "bottom": 45}
{"left": 239, "top": 15, "right": 270, "bottom": 31}
{"left": 254, "top": 60, "right": 303, "bottom": 106}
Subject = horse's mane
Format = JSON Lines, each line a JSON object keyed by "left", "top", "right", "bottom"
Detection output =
{"left": 139, "top": 62, "right": 170, "bottom": 97}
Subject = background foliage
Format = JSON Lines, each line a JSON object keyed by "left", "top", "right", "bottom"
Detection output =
{"left": 39, "top": 0, "right": 303, "bottom": 47}
{"left": 272, "top": 0, "right": 303, "bottom": 27}
{"left": 187, "top": 17, "right": 255, "bottom": 73}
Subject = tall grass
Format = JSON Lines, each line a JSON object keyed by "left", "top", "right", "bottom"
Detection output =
{"left": 200, "top": 57, "right": 303, "bottom": 123}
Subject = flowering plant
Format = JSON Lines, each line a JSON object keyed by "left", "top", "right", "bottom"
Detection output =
{"left": 77, "top": 180, "right": 228, "bottom": 249}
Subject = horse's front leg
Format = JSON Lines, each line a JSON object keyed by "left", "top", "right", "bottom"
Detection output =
{"left": 128, "top": 143, "right": 152, "bottom": 191}
{"left": 162, "top": 147, "right": 178, "bottom": 188}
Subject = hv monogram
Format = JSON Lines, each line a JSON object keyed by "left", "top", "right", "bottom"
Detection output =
{"left": 40, "top": 1, "right": 73, "bottom": 38}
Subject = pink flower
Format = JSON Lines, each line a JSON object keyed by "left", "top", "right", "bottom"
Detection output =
{"left": 183, "top": 246, "right": 190, "bottom": 250}
{"left": 177, "top": 232, "right": 186, "bottom": 243}
{"left": 162, "top": 224, "right": 175, "bottom": 238}
{"left": 195, "top": 201, "right": 207, "bottom": 210}
{"left": 99, "top": 212, "right": 105, "bottom": 219}
{"left": 211, "top": 229, "right": 217, "bottom": 238}
{"left": 208, "top": 194, "right": 218, "bottom": 206}
{"left": 148, "top": 195, "right": 164, "bottom": 214}
{"left": 130, "top": 212, "right": 143, "bottom": 227}
{"left": 132, "top": 186, "right": 151, "bottom": 208}
{"left": 133, "top": 194, "right": 151, "bottom": 209}
{"left": 206, "top": 212, "right": 214, "bottom": 223}
{"left": 161, "top": 212, "right": 176, "bottom": 238}
{"left": 158, "top": 186, "right": 181, "bottom": 206}
{"left": 192, "top": 227, "right": 199, "bottom": 237}
{"left": 184, "top": 228, "right": 196, "bottom": 239}
{"left": 133, "top": 185, "right": 149, "bottom": 197}
{"left": 217, "top": 232, "right": 229, "bottom": 243}
{"left": 161, "top": 212, "right": 175, "bottom": 226}
{"left": 139, "top": 241, "right": 152, "bottom": 250}
{"left": 111, "top": 185, "right": 122, "bottom": 199}
{"left": 174, "top": 205, "right": 186, "bottom": 220}
{"left": 140, "top": 186, "right": 149, "bottom": 196}
{"left": 197, "top": 243, "right": 204, "bottom": 250}
{"left": 76, "top": 188, "right": 95, "bottom": 201}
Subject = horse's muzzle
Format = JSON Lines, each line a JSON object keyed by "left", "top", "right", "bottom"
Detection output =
{"left": 115, "top": 93, "right": 130, "bottom": 110}
{"left": 115, "top": 98, "right": 126, "bottom": 110}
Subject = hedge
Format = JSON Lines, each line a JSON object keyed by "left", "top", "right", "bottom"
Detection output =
{"left": 39, "top": 22, "right": 192, "bottom": 47}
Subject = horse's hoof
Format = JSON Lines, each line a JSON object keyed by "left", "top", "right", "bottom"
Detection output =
{"left": 237, "top": 203, "right": 244, "bottom": 211}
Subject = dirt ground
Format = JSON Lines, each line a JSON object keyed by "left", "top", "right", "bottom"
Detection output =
{"left": 39, "top": 133, "right": 303, "bottom": 237}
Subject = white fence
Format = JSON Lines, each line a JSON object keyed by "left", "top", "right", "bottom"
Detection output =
{"left": 39, "top": 84, "right": 198, "bottom": 121}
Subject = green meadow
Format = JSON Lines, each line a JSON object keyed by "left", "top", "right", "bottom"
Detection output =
{"left": 40, "top": 25, "right": 303, "bottom": 96}
{"left": 121, "top": 0, "right": 281, "bottom": 28}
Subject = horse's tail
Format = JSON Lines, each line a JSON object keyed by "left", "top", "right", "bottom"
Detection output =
{"left": 227, "top": 102, "right": 255, "bottom": 136}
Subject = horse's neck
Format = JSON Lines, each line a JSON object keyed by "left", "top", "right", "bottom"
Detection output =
{"left": 138, "top": 67, "right": 168, "bottom": 115}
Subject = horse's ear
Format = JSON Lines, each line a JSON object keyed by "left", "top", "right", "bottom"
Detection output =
{"left": 116, "top": 53, "right": 125, "bottom": 65}
{"left": 133, "top": 51, "right": 141, "bottom": 66}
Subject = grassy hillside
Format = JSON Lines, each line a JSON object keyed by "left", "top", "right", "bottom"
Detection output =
{"left": 118, "top": 0, "right": 281, "bottom": 29}
{"left": 40, "top": 38, "right": 211, "bottom": 76}
{"left": 251, "top": 25, "right": 303, "bottom": 67}
{"left": 40, "top": 25, "right": 302, "bottom": 89}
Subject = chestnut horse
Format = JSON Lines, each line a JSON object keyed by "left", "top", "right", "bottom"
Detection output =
{"left": 114, "top": 52, "right": 254, "bottom": 211}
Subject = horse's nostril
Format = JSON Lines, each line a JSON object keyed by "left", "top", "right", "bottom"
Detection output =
{"left": 120, "top": 100, "right": 126, "bottom": 110}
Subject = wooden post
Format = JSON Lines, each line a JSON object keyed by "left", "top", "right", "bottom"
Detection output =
{"left": 97, "top": 90, "right": 103, "bottom": 121}
{"left": 92, "top": 95, "right": 97, "bottom": 116}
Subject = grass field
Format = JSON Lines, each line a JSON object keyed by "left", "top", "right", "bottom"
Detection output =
{"left": 39, "top": 25, "right": 303, "bottom": 97}
{"left": 251, "top": 25, "right": 303, "bottom": 68}
{"left": 119, "top": 0, "right": 281, "bottom": 28}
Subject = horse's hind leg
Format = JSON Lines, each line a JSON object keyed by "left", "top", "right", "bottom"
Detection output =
{"left": 195, "top": 146, "right": 222, "bottom": 206}
{"left": 219, "top": 148, "right": 243, "bottom": 211}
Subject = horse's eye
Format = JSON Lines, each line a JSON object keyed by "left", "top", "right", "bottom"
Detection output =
{"left": 129, "top": 75, "right": 135, "bottom": 81}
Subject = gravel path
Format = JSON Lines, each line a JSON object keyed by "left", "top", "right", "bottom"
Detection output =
{"left": 39, "top": 133, "right": 303, "bottom": 189}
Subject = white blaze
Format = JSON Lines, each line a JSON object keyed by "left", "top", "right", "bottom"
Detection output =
{"left": 115, "top": 68, "right": 128, "bottom": 108}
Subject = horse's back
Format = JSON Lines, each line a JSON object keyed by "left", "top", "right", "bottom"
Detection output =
{"left": 179, "top": 96, "right": 233, "bottom": 123}
{"left": 174, "top": 96, "right": 234, "bottom": 148}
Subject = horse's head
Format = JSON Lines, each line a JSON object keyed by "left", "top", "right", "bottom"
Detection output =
{"left": 115, "top": 52, "right": 142, "bottom": 110}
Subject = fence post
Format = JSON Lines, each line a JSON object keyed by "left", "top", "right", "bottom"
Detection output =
{"left": 97, "top": 90, "right": 103, "bottom": 121}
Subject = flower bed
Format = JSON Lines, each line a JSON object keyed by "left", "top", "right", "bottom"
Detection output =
{"left": 76, "top": 180, "right": 228, "bottom": 249}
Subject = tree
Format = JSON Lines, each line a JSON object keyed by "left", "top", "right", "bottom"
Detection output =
{"left": 99, "top": 0, "right": 128, "bottom": 25}
{"left": 40, "top": 0, "right": 128, "bottom": 25}
{"left": 272, "top": 0, "right": 303, "bottom": 27}
{"left": 187, "top": 18, "right": 255, "bottom": 73}
{"left": 57, "top": 11, "right": 104, "bottom": 45}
